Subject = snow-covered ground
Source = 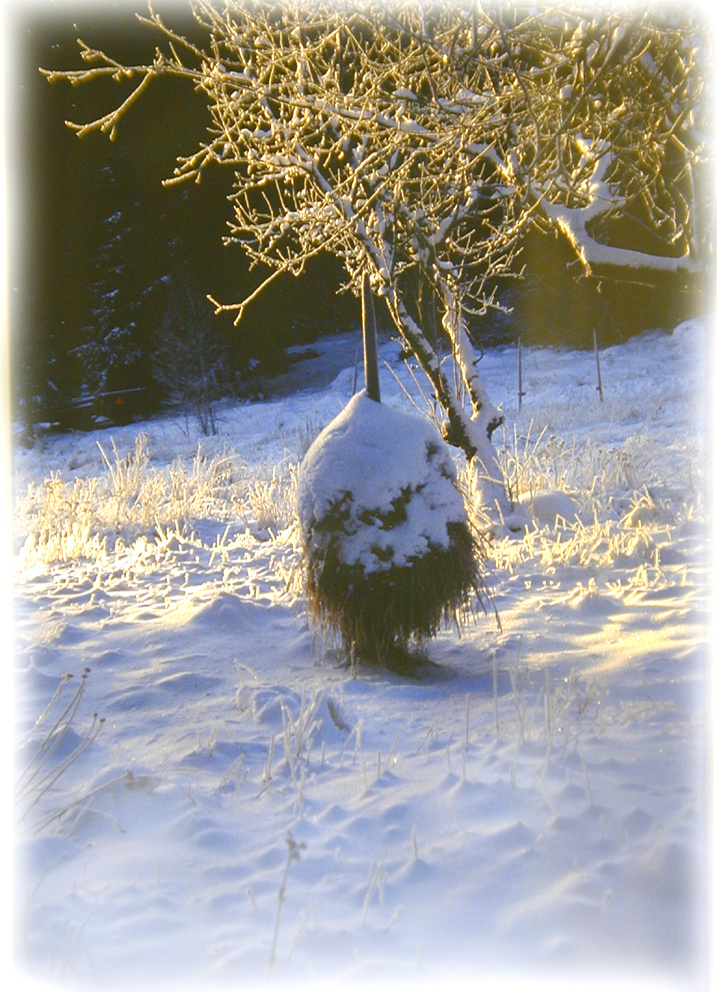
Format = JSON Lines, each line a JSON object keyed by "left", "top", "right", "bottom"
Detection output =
{"left": 11, "top": 319, "right": 712, "bottom": 991}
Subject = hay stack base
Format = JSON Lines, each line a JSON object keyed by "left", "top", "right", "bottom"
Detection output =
{"left": 296, "top": 391, "right": 485, "bottom": 665}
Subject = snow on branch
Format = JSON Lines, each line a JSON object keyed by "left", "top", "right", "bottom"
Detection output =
{"left": 539, "top": 141, "right": 700, "bottom": 274}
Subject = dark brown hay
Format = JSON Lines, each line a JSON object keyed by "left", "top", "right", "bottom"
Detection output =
{"left": 302, "top": 509, "right": 486, "bottom": 665}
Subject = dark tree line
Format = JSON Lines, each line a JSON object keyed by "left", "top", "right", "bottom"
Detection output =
{"left": 11, "top": 4, "right": 358, "bottom": 436}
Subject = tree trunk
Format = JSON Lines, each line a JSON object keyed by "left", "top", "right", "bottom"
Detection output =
{"left": 386, "top": 292, "right": 515, "bottom": 523}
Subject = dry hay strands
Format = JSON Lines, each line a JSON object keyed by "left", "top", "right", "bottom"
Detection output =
{"left": 303, "top": 518, "right": 485, "bottom": 669}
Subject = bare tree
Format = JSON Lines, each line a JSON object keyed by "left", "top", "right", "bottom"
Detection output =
{"left": 153, "top": 285, "right": 227, "bottom": 435}
{"left": 44, "top": 1, "right": 710, "bottom": 517}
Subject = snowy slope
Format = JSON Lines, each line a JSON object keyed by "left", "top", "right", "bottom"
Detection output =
{"left": 11, "top": 319, "right": 711, "bottom": 991}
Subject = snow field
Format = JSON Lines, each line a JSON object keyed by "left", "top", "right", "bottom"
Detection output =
{"left": 12, "top": 319, "right": 711, "bottom": 990}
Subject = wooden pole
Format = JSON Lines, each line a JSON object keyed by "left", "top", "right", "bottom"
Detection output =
{"left": 362, "top": 272, "right": 381, "bottom": 403}
{"left": 593, "top": 327, "right": 604, "bottom": 402}
{"left": 518, "top": 336, "right": 525, "bottom": 411}
{"left": 352, "top": 349, "right": 359, "bottom": 396}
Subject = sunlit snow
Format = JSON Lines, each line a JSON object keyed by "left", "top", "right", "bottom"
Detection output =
{"left": 12, "top": 319, "right": 710, "bottom": 992}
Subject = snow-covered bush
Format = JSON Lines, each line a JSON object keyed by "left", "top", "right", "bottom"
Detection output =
{"left": 296, "top": 391, "right": 485, "bottom": 664}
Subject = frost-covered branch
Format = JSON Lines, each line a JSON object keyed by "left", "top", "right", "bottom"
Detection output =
{"left": 539, "top": 142, "right": 700, "bottom": 274}
{"left": 44, "top": 0, "right": 710, "bottom": 516}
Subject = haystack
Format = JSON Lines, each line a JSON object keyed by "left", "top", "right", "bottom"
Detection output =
{"left": 296, "top": 276, "right": 484, "bottom": 665}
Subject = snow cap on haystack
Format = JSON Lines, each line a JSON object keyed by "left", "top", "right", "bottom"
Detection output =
{"left": 296, "top": 390, "right": 484, "bottom": 662}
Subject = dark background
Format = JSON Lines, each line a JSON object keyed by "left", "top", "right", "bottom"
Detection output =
{"left": 6, "top": 2, "right": 706, "bottom": 437}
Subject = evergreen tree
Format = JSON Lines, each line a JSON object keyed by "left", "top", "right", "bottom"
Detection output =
{"left": 74, "top": 165, "right": 140, "bottom": 395}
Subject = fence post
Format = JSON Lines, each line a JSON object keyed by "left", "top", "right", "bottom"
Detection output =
{"left": 518, "top": 336, "right": 525, "bottom": 410}
{"left": 593, "top": 327, "right": 604, "bottom": 402}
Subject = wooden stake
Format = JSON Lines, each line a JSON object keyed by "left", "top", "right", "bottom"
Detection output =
{"left": 518, "top": 336, "right": 525, "bottom": 410}
{"left": 362, "top": 272, "right": 381, "bottom": 402}
{"left": 352, "top": 348, "right": 359, "bottom": 395}
{"left": 593, "top": 327, "right": 604, "bottom": 402}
